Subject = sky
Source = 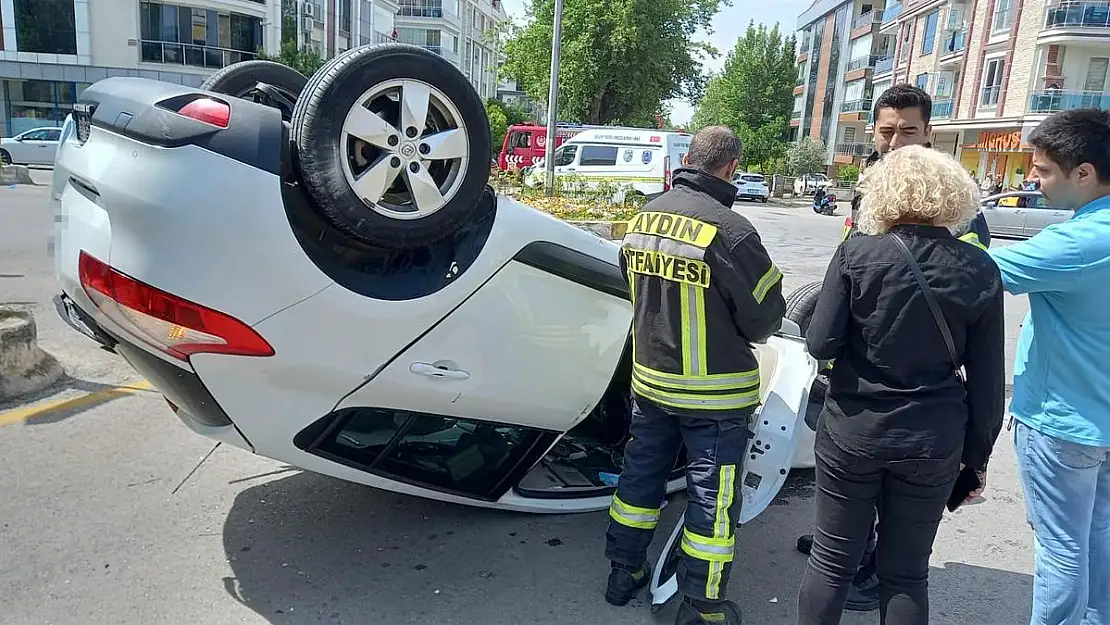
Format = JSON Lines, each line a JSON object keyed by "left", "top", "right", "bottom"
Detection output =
{"left": 498, "top": 0, "right": 814, "bottom": 125}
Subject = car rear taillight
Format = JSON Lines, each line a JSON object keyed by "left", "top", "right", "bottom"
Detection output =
{"left": 78, "top": 251, "right": 273, "bottom": 360}
{"left": 176, "top": 97, "right": 231, "bottom": 128}
{"left": 664, "top": 155, "right": 672, "bottom": 191}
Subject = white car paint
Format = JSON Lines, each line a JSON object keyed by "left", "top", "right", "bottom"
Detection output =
{"left": 734, "top": 172, "right": 770, "bottom": 201}
{"left": 1, "top": 126, "right": 62, "bottom": 165}
{"left": 52, "top": 76, "right": 820, "bottom": 521}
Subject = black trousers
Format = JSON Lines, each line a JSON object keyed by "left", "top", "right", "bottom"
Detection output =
{"left": 797, "top": 421, "right": 960, "bottom": 625}
{"left": 605, "top": 398, "right": 751, "bottom": 602}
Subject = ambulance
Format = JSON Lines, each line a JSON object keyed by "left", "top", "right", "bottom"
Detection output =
{"left": 522, "top": 128, "right": 692, "bottom": 201}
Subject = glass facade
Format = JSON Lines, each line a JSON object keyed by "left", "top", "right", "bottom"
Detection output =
{"left": 820, "top": 5, "right": 848, "bottom": 147}
{"left": 801, "top": 25, "right": 822, "bottom": 137}
{"left": 138, "top": 2, "right": 263, "bottom": 69}
{"left": 4, "top": 79, "right": 90, "bottom": 135}
{"left": 14, "top": 0, "right": 77, "bottom": 55}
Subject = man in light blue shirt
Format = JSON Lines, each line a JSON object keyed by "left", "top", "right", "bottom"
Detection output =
{"left": 988, "top": 108, "right": 1110, "bottom": 625}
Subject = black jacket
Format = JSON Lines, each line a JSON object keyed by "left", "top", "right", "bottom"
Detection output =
{"left": 620, "top": 168, "right": 787, "bottom": 418}
{"left": 807, "top": 224, "right": 1006, "bottom": 471}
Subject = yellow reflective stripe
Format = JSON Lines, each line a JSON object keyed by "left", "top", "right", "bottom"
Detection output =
{"left": 958, "top": 231, "right": 987, "bottom": 251}
{"left": 752, "top": 263, "right": 783, "bottom": 304}
{"left": 714, "top": 465, "right": 737, "bottom": 537}
{"left": 609, "top": 495, "right": 660, "bottom": 530}
{"left": 679, "top": 283, "right": 708, "bottom": 375}
{"left": 707, "top": 464, "right": 737, "bottom": 599}
{"left": 840, "top": 224, "right": 852, "bottom": 242}
{"left": 624, "top": 247, "right": 712, "bottom": 287}
{"left": 699, "top": 612, "right": 727, "bottom": 622}
{"left": 631, "top": 378, "right": 760, "bottom": 411}
{"left": 680, "top": 528, "right": 735, "bottom": 562}
{"left": 632, "top": 364, "right": 759, "bottom": 391}
{"left": 628, "top": 211, "right": 718, "bottom": 248}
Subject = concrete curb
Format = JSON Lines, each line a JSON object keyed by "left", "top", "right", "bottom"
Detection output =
{"left": 0, "top": 309, "right": 64, "bottom": 401}
{"left": 567, "top": 220, "right": 628, "bottom": 241}
{"left": 0, "top": 164, "right": 38, "bottom": 186}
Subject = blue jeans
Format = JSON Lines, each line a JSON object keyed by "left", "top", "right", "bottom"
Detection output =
{"left": 1015, "top": 420, "right": 1110, "bottom": 625}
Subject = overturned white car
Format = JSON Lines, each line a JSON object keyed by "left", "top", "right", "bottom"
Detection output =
{"left": 50, "top": 44, "right": 823, "bottom": 608}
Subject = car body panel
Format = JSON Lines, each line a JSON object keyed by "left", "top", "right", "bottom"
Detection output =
{"left": 981, "top": 191, "right": 1071, "bottom": 239}
{"left": 1, "top": 126, "right": 62, "bottom": 164}
{"left": 733, "top": 173, "right": 769, "bottom": 201}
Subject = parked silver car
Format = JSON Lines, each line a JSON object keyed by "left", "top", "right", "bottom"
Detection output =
{"left": 0, "top": 126, "right": 63, "bottom": 166}
{"left": 981, "top": 190, "right": 1073, "bottom": 239}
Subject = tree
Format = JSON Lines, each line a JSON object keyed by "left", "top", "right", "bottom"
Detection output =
{"left": 689, "top": 21, "right": 797, "bottom": 171}
{"left": 256, "top": 39, "right": 326, "bottom": 78}
{"left": 786, "top": 136, "right": 827, "bottom": 176}
{"left": 486, "top": 101, "right": 510, "bottom": 151}
{"left": 500, "top": 0, "right": 726, "bottom": 126}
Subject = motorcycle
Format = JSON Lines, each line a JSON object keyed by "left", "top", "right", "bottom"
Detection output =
{"left": 812, "top": 191, "right": 838, "bottom": 215}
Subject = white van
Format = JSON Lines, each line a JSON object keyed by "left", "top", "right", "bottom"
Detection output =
{"left": 523, "top": 128, "right": 692, "bottom": 201}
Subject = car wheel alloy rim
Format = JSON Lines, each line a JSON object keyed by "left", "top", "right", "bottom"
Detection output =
{"left": 340, "top": 79, "right": 469, "bottom": 220}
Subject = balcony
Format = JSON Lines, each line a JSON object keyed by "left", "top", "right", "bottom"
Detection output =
{"left": 852, "top": 9, "right": 881, "bottom": 29}
{"left": 942, "top": 29, "right": 966, "bottom": 55}
{"left": 836, "top": 142, "right": 873, "bottom": 156}
{"left": 881, "top": 2, "right": 903, "bottom": 23}
{"left": 419, "top": 45, "right": 460, "bottom": 62}
{"left": 874, "top": 55, "right": 894, "bottom": 73}
{"left": 842, "top": 99, "right": 873, "bottom": 113}
{"left": 397, "top": 2, "right": 457, "bottom": 19}
{"left": 1045, "top": 1, "right": 1110, "bottom": 28}
{"left": 847, "top": 54, "right": 881, "bottom": 72}
{"left": 1029, "top": 89, "right": 1110, "bottom": 112}
{"left": 932, "top": 98, "right": 954, "bottom": 119}
{"left": 139, "top": 41, "right": 256, "bottom": 70}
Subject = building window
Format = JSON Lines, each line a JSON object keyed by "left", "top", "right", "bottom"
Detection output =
{"left": 844, "top": 126, "right": 857, "bottom": 143}
{"left": 4, "top": 79, "right": 88, "bottom": 135}
{"left": 358, "top": 0, "right": 372, "bottom": 44}
{"left": 13, "top": 0, "right": 77, "bottom": 55}
{"left": 898, "top": 23, "right": 912, "bottom": 63}
{"left": 339, "top": 0, "right": 352, "bottom": 34}
{"left": 916, "top": 73, "right": 929, "bottom": 90}
{"left": 139, "top": 2, "right": 262, "bottom": 69}
{"left": 992, "top": 0, "right": 1014, "bottom": 33}
{"left": 920, "top": 11, "right": 939, "bottom": 55}
{"left": 980, "top": 59, "right": 1004, "bottom": 106}
{"left": 1084, "top": 57, "right": 1109, "bottom": 91}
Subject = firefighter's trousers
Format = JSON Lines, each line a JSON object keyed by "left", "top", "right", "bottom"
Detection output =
{"left": 605, "top": 397, "right": 752, "bottom": 602}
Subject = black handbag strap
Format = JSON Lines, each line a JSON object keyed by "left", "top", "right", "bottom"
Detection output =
{"left": 888, "top": 233, "right": 962, "bottom": 377}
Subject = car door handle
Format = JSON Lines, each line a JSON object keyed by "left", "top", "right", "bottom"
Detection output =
{"left": 410, "top": 362, "right": 470, "bottom": 380}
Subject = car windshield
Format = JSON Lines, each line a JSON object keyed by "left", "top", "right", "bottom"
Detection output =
{"left": 738, "top": 174, "right": 765, "bottom": 183}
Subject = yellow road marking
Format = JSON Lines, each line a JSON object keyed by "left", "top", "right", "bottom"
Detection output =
{"left": 0, "top": 380, "right": 154, "bottom": 427}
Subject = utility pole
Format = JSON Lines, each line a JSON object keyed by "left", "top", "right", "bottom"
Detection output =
{"left": 543, "top": 0, "right": 565, "bottom": 197}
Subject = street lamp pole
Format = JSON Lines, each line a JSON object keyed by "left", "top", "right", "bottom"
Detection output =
{"left": 543, "top": 0, "right": 564, "bottom": 197}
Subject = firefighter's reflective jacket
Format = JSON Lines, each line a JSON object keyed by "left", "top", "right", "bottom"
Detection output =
{"left": 619, "top": 168, "right": 787, "bottom": 418}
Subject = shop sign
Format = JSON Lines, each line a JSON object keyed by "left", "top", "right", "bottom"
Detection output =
{"left": 964, "top": 130, "right": 1029, "bottom": 152}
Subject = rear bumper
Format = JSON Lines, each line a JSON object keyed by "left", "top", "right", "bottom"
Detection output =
{"left": 54, "top": 292, "right": 254, "bottom": 451}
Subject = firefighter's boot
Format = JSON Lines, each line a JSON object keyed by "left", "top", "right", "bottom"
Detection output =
{"left": 674, "top": 597, "right": 742, "bottom": 624}
{"left": 605, "top": 561, "right": 651, "bottom": 606}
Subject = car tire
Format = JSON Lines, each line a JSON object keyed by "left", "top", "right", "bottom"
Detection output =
{"left": 292, "top": 43, "right": 491, "bottom": 250}
{"left": 0, "top": 149, "right": 11, "bottom": 166}
{"left": 200, "top": 60, "right": 308, "bottom": 121}
{"left": 785, "top": 280, "right": 823, "bottom": 337}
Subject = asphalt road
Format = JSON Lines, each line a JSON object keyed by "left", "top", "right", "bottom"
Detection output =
{"left": 2, "top": 173, "right": 1035, "bottom": 625}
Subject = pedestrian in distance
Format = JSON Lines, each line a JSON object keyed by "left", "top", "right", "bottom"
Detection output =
{"left": 987, "top": 107, "right": 1110, "bottom": 625}
{"left": 796, "top": 144, "right": 1007, "bottom": 625}
{"left": 603, "top": 125, "right": 786, "bottom": 625}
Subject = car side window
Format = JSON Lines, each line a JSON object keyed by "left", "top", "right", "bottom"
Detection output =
{"left": 43, "top": 129, "right": 62, "bottom": 142}
{"left": 511, "top": 132, "right": 530, "bottom": 148}
{"left": 1030, "top": 195, "right": 1048, "bottom": 209}
{"left": 579, "top": 145, "right": 618, "bottom": 167}
{"left": 21, "top": 130, "right": 47, "bottom": 141}
{"left": 555, "top": 145, "right": 577, "bottom": 167}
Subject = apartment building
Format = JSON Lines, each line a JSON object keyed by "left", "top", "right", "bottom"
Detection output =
{"left": 792, "top": 0, "right": 896, "bottom": 170}
{"left": 0, "top": 0, "right": 505, "bottom": 137}
{"left": 867, "top": 0, "right": 1110, "bottom": 186}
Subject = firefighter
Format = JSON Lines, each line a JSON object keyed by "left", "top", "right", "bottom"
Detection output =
{"left": 603, "top": 125, "right": 786, "bottom": 625}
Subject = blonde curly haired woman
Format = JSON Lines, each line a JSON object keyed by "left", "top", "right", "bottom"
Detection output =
{"left": 796, "top": 145, "right": 1007, "bottom": 625}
